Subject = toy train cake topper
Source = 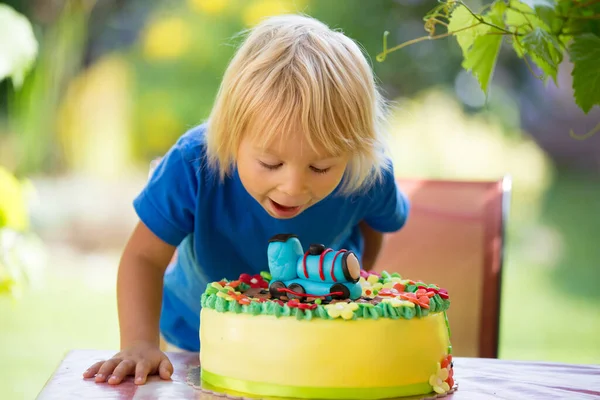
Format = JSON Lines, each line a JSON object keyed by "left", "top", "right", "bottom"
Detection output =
{"left": 267, "top": 234, "right": 362, "bottom": 301}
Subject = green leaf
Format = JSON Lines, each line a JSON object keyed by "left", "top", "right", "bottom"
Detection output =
{"left": 569, "top": 33, "right": 600, "bottom": 114}
{"left": 490, "top": 0, "right": 508, "bottom": 17}
{"left": 0, "top": 4, "right": 38, "bottom": 89}
{"left": 507, "top": 0, "right": 560, "bottom": 32}
{"left": 536, "top": 7, "right": 560, "bottom": 31}
{"left": 505, "top": 0, "right": 551, "bottom": 33}
{"left": 484, "top": 0, "right": 509, "bottom": 29}
{"left": 461, "top": 33, "right": 503, "bottom": 96}
{"left": 448, "top": 5, "right": 490, "bottom": 58}
{"left": 520, "top": 27, "right": 564, "bottom": 84}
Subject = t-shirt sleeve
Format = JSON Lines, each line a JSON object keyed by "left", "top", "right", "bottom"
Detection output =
{"left": 133, "top": 135, "right": 201, "bottom": 246}
{"left": 362, "top": 163, "right": 410, "bottom": 233}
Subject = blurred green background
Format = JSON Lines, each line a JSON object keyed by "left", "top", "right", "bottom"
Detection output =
{"left": 1, "top": 0, "right": 599, "bottom": 399}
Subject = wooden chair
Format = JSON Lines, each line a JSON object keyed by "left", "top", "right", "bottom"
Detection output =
{"left": 371, "top": 176, "right": 512, "bottom": 358}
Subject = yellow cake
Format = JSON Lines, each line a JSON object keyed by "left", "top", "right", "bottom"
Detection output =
{"left": 199, "top": 234, "right": 454, "bottom": 399}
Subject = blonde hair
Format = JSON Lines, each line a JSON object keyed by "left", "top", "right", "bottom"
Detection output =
{"left": 205, "top": 14, "right": 391, "bottom": 194}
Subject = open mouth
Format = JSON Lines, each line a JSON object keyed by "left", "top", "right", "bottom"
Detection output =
{"left": 269, "top": 199, "right": 302, "bottom": 217}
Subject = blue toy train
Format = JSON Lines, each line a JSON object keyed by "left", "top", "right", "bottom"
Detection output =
{"left": 267, "top": 234, "right": 362, "bottom": 301}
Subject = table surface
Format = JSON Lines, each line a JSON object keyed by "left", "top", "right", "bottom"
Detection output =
{"left": 37, "top": 350, "right": 600, "bottom": 400}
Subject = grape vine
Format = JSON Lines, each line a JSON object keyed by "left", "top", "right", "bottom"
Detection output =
{"left": 377, "top": 0, "right": 600, "bottom": 114}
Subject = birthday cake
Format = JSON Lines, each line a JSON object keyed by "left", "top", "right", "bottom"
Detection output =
{"left": 199, "top": 234, "right": 455, "bottom": 399}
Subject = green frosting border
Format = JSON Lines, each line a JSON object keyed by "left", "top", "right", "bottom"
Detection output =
{"left": 200, "top": 368, "right": 434, "bottom": 399}
{"left": 200, "top": 271, "right": 451, "bottom": 321}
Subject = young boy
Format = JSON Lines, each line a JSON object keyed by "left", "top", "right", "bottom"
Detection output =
{"left": 83, "top": 13, "right": 409, "bottom": 386}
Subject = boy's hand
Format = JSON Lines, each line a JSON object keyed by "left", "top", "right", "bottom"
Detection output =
{"left": 82, "top": 342, "right": 173, "bottom": 385}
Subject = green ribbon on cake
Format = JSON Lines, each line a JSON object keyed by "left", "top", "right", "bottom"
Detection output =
{"left": 201, "top": 369, "right": 433, "bottom": 399}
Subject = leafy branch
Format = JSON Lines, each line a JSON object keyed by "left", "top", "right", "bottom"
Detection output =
{"left": 377, "top": 0, "right": 600, "bottom": 115}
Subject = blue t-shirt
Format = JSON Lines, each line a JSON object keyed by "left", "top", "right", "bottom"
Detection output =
{"left": 133, "top": 123, "right": 410, "bottom": 351}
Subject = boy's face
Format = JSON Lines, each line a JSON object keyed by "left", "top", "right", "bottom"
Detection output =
{"left": 237, "top": 128, "right": 350, "bottom": 219}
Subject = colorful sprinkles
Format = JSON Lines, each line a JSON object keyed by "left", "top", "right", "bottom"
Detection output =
{"left": 201, "top": 270, "right": 451, "bottom": 321}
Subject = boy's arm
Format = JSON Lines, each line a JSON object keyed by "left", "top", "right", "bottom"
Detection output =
{"left": 118, "top": 220, "right": 175, "bottom": 348}
{"left": 83, "top": 221, "right": 176, "bottom": 385}
{"left": 359, "top": 220, "right": 383, "bottom": 271}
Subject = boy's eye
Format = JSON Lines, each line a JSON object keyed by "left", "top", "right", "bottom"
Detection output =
{"left": 258, "top": 161, "right": 330, "bottom": 174}
{"left": 259, "top": 161, "right": 282, "bottom": 170}
{"left": 310, "top": 166, "right": 330, "bottom": 174}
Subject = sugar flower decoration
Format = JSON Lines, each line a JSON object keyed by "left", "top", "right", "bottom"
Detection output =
{"left": 238, "top": 273, "right": 268, "bottom": 289}
{"left": 359, "top": 276, "right": 382, "bottom": 298}
{"left": 429, "top": 362, "right": 450, "bottom": 394}
{"left": 324, "top": 302, "right": 359, "bottom": 320}
{"left": 429, "top": 355, "right": 454, "bottom": 394}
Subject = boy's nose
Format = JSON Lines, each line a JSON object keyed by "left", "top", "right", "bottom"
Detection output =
{"left": 281, "top": 170, "right": 308, "bottom": 197}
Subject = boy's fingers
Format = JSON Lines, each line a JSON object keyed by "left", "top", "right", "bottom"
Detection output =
{"left": 134, "top": 359, "right": 152, "bottom": 385}
{"left": 95, "top": 358, "right": 121, "bottom": 382}
{"left": 158, "top": 358, "right": 174, "bottom": 380}
{"left": 83, "top": 361, "right": 105, "bottom": 378}
{"left": 108, "top": 360, "right": 136, "bottom": 385}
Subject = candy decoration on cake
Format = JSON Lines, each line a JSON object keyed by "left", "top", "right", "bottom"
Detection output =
{"left": 429, "top": 355, "right": 455, "bottom": 394}
{"left": 238, "top": 273, "right": 268, "bottom": 289}
{"left": 267, "top": 234, "right": 363, "bottom": 301}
